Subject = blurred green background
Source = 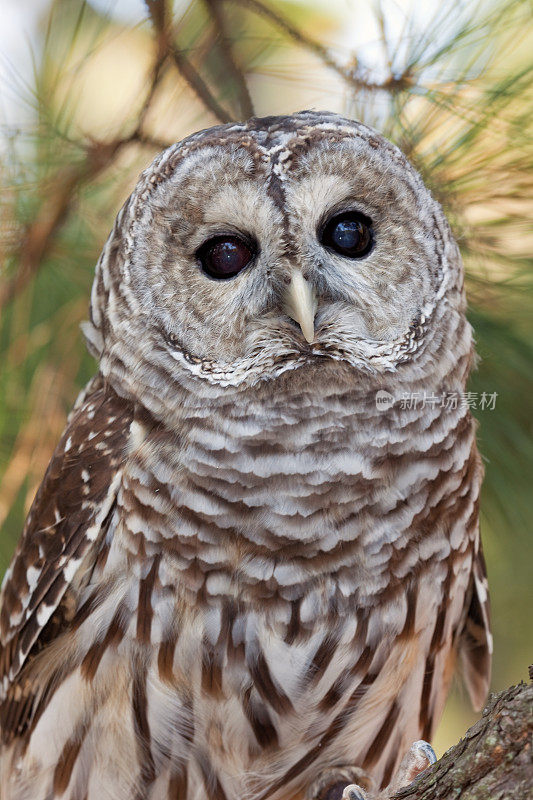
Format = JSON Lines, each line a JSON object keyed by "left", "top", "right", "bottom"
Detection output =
{"left": 0, "top": 0, "right": 531, "bottom": 757}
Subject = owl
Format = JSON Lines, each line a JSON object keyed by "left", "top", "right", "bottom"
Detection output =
{"left": 0, "top": 112, "right": 491, "bottom": 800}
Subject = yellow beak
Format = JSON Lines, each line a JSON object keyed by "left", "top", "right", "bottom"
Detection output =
{"left": 282, "top": 270, "right": 317, "bottom": 344}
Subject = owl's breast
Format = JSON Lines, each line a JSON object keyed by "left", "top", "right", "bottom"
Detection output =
{"left": 115, "top": 382, "right": 477, "bottom": 614}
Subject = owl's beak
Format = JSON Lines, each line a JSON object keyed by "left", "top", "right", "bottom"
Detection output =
{"left": 282, "top": 271, "right": 317, "bottom": 344}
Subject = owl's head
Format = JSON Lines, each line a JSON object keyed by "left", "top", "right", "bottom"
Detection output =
{"left": 84, "top": 112, "right": 470, "bottom": 408}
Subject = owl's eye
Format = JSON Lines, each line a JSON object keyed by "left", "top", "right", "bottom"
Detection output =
{"left": 320, "top": 211, "right": 373, "bottom": 258}
{"left": 197, "top": 235, "right": 255, "bottom": 279}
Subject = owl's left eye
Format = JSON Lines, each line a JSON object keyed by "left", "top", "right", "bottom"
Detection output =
{"left": 319, "top": 210, "right": 373, "bottom": 258}
{"left": 197, "top": 235, "right": 255, "bottom": 279}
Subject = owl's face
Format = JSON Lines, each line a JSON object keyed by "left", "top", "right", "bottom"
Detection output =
{"left": 87, "top": 112, "right": 467, "bottom": 397}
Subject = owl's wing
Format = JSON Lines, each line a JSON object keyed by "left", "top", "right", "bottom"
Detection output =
{"left": 0, "top": 378, "right": 133, "bottom": 708}
{"left": 457, "top": 542, "right": 492, "bottom": 712}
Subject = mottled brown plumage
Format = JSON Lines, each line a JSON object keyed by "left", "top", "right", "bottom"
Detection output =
{"left": 0, "top": 112, "right": 491, "bottom": 800}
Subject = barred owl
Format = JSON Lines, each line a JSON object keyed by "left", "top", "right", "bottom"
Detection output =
{"left": 0, "top": 112, "right": 491, "bottom": 800}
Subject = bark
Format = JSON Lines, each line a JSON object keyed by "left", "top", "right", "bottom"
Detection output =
{"left": 393, "top": 681, "right": 532, "bottom": 800}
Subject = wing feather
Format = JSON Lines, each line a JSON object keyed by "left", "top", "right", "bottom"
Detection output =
{"left": 0, "top": 379, "right": 133, "bottom": 700}
{"left": 458, "top": 542, "right": 492, "bottom": 711}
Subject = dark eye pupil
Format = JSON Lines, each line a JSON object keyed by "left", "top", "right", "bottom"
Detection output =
{"left": 333, "top": 220, "right": 362, "bottom": 250}
{"left": 321, "top": 212, "right": 373, "bottom": 258}
{"left": 198, "top": 236, "right": 254, "bottom": 279}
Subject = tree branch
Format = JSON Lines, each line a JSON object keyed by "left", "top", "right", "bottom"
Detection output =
{"left": 132, "top": 52, "right": 167, "bottom": 138}
{"left": 0, "top": 140, "right": 123, "bottom": 310}
{"left": 204, "top": 0, "right": 255, "bottom": 119}
{"left": 144, "top": 0, "right": 233, "bottom": 123}
{"left": 392, "top": 681, "right": 532, "bottom": 799}
{"left": 228, "top": 0, "right": 413, "bottom": 93}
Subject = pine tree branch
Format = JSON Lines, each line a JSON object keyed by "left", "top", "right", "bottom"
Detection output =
{"left": 227, "top": 0, "right": 413, "bottom": 93}
{"left": 204, "top": 0, "right": 255, "bottom": 119}
{"left": 0, "top": 140, "right": 123, "bottom": 311}
{"left": 132, "top": 52, "right": 167, "bottom": 138}
{"left": 128, "top": 132, "right": 172, "bottom": 150}
{"left": 144, "top": 0, "right": 234, "bottom": 123}
{"left": 167, "top": 43, "right": 233, "bottom": 123}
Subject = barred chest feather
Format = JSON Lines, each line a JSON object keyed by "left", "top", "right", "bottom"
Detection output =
{"left": 2, "top": 377, "right": 482, "bottom": 800}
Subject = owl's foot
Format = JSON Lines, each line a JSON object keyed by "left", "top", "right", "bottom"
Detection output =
{"left": 388, "top": 740, "right": 437, "bottom": 792}
{"left": 307, "top": 766, "right": 373, "bottom": 800}
{"left": 308, "top": 741, "right": 436, "bottom": 800}
{"left": 340, "top": 740, "right": 437, "bottom": 800}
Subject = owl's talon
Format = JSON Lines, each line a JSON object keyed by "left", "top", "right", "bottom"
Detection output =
{"left": 388, "top": 739, "right": 437, "bottom": 791}
{"left": 341, "top": 785, "right": 368, "bottom": 800}
{"left": 307, "top": 766, "right": 373, "bottom": 799}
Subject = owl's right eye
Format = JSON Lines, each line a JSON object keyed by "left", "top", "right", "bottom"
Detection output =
{"left": 197, "top": 235, "right": 255, "bottom": 279}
